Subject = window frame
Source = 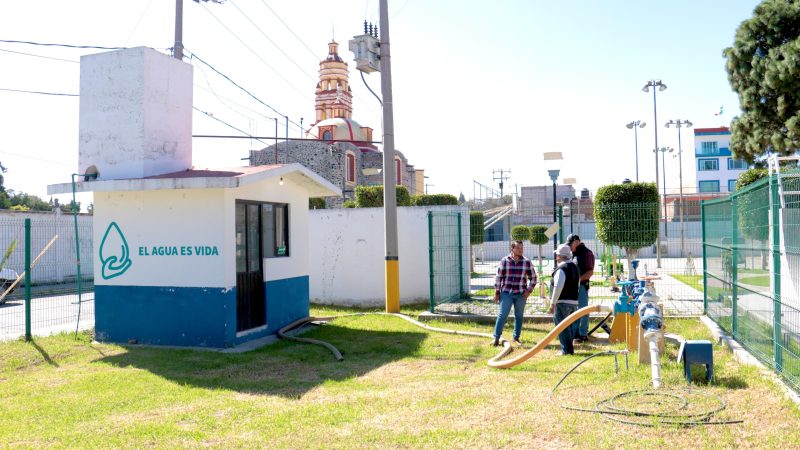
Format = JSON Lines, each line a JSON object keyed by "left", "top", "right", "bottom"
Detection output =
{"left": 697, "top": 158, "right": 719, "bottom": 171}
{"left": 728, "top": 179, "right": 737, "bottom": 192}
{"left": 698, "top": 180, "right": 720, "bottom": 193}
{"left": 395, "top": 157, "right": 402, "bottom": 184}
{"left": 346, "top": 152, "right": 356, "bottom": 183}
{"left": 700, "top": 141, "right": 719, "bottom": 155}
{"left": 236, "top": 200, "right": 290, "bottom": 260}
{"left": 727, "top": 158, "right": 748, "bottom": 170}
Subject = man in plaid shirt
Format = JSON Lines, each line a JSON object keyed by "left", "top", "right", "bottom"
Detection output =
{"left": 492, "top": 240, "right": 537, "bottom": 346}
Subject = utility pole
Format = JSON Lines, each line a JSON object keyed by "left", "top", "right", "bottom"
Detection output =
{"left": 492, "top": 169, "right": 511, "bottom": 199}
{"left": 174, "top": 0, "right": 184, "bottom": 60}
{"left": 379, "top": 0, "right": 400, "bottom": 313}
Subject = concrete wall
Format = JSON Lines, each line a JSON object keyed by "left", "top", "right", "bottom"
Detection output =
{"left": 0, "top": 210, "right": 93, "bottom": 284}
{"left": 79, "top": 47, "right": 193, "bottom": 180}
{"left": 309, "top": 205, "right": 469, "bottom": 306}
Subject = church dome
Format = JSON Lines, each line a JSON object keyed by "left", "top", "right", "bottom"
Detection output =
{"left": 307, "top": 117, "right": 374, "bottom": 145}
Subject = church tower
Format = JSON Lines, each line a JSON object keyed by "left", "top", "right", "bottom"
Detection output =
{"left": 314, "top": 41, "right": 353, "bottom": 123}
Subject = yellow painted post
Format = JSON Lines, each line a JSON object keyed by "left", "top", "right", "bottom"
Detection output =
{"left": 386, "top": 259, "right": 400, "bottom": 312}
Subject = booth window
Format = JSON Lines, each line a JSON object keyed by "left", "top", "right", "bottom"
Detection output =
{"left": 261, "top": 202, "right": 290, "bottom": 257}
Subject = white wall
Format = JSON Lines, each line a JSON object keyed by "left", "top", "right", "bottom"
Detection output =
{"left": 0, "top": 210, "right": 93, "bottom": 284}
{"left": 79, "top": 47, "right": 193, "bottom": 181}
{"left": 309, "top": 206, "right": 469, "bottom": 306}
{"left": 93, "top": 189, "right": 228, "bottom": 288}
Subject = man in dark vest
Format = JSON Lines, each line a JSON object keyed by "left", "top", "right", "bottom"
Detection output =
{"left": 567, "top": 234, "right": 596, "bottom": 344}
{"left": 549, "top": 243, "right": 581, "bottom": 355}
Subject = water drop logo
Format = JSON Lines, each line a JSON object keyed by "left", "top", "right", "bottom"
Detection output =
{"left": 99, "top": 222, "right": 132, "bottom": 280}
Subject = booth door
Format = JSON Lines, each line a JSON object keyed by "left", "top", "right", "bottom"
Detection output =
{"left": 235, "top": 202, "right": 266, "bottom": 332}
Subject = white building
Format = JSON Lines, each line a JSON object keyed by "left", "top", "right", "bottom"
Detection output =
{"left": 693, "top": 126, "right": 749, "bottom": 193}
{"left": 48, "top": 47, "right": 340, "bottom": 348}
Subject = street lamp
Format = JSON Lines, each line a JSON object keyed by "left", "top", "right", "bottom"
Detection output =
{"left": 642, "top": 79, "right": 667, "bottom": 268}
{"left": 625, "top": 120, "right": 646, "bottom": 182}
{"left": 665, "top": 119, "right": 692, "bottom": 257}
{"left": 654, "top": 146, "right": 674, "bottom": 241}
{"left": 544, "top": 151, "right": 563, "bottom": 251}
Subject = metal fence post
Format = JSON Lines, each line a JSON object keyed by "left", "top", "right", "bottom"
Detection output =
{"left": 558, "top": 205, "right": 564, "bottom": 243}
{"left": 731, "top": 193, "right": 739, "bottom": 338}
{"left": 428, "top": 211, "right": 435, "bottom": 313}
{"left": 770, "top": 174, "right": 783, "bottom": 372}
{"left": 701, "top": 201, "right": 708, "bottom": 315}
{"left": 457, "top": 212, "right": 464, "bottom": 298}
{"left": 24, "top": 218, "right": 31, "bottom": 341}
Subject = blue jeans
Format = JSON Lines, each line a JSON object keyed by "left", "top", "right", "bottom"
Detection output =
{"left": 554, "top": 302, "right": 577, "bottom": 355}
{"left": 493, "top": 292, "right": 526, "bottom": 340}
{"left": 577, "top": 284, "right": 589, "bottom": 337}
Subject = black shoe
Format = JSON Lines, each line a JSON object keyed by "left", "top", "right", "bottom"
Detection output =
{"left": 491, "top": 338, "right": 500, "bottom": 347}
{"left": 513, "top": 338, "right": 523, "bottom": 346}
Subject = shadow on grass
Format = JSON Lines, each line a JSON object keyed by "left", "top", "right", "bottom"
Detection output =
{"left": 30, "top": 339, "right": 59, "bottom": 367}
{"left": 98, "top": 323, "right": 426, "bottom": 399}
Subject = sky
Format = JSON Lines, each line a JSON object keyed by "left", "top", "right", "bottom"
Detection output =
{"left": 0, "top": 0, "right": 762, "bottom": 208}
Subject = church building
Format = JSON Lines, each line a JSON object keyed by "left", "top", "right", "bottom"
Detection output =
{"left": 250, "top": 41, "right": 423, "bottom": 207}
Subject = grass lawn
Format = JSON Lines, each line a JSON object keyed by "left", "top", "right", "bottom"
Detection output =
{"left": 2, "top": 304, "right": 800, "bottom": 448}
{"left": 739, "top": 275, "right": 770, "bottom": 287}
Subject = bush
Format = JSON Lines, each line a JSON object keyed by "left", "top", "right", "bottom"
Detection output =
{"left": 342, "top": 200, "right": 356, "bottom": 208}
{"left": 354, "top": 185, "right": 411, "bottom": 207}
{"left": 10, "top": 205, "right": 29, "bottom": 212}
{"left": 412, "top": 193, "right": 458, "bottom": 206}
{"left": 511, "top": 225, "right": 530, "bottom": 241}
{"left": 528, "top": 225, "right": 549, "bottom": 245}
{"left": 594, "top": 182, "right": 659, "bottom": 270}
{"left": 469, "top": 211, "right": 484, "bottom": 245}
{"left": 309, "top": 197, "right": 326, "bottom": 209}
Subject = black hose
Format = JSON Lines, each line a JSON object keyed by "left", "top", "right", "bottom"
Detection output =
{"left": 587, "top": 312, "right": 612, "bottom": 337}
{"left": 550, "top": 350, "right": 743, "bottom": 427}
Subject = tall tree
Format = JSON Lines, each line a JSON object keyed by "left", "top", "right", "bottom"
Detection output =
{"left": 724, "top": 1, "right": 800, "bottom": 162}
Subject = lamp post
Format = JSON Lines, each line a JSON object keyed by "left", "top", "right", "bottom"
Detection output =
{"left": 625, "top": 120, "right": 646, "bottom": 182}
{"left": 563, "top": 178, "right": 577, "bottom": 234}
{"left": 642, "top": 79, "right": 667, "bottom": 268}
{"left": 544, "top": 152, "right": 563, "bottom": 251}
{"left": 654, "top": 146, "right": 674, "bottom": 241}
{"left": 665, "top": 119, "right": 692, "bottom": 257}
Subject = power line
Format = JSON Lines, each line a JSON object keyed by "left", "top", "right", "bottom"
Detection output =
{"left": 124, "top": 0, "right": 156, "bottom": 46}
{"left": 229, "top": 0, "right": 317, "bottom": 84}
{"left": 186, "top": 50, "right": 302, "bottom": 130}
{"left": 0, "top": 87, "right": 78, "bottom": 97}
{"left": 0, "top": 48, "right": 78, "bottom": 63}
{"left": 0, "top": 39, "right": 124, "bottom": 50}
{"left": 0, "top": 150, "right": 72, "bottom": 166}
{"left": 195, "top": 2, "right": 312, "bottom": 106}
{"left": 193, "top": 106, "right": 270, "bottom": 146}
{"left": 259, "top": 0, "right": 319, "bottom": 63}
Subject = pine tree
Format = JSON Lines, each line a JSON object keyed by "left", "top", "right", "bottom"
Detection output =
{"left": 724, "top": 1, "right": 800, "bottom": 161}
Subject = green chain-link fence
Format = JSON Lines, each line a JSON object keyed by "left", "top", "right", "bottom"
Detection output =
{"left": 430, "top": 202, "right": 706, "bottom": 317}
{"left": 702, "top": 170, "right": 800, "bottom": 393}
{"left": 0, "top": 214, "right": 93, "bottom": 341}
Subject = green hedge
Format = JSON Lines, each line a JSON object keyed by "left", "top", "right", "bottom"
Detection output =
{"left": 511, "top": 225, "right": 530, "bottom": 241}
{"left": 411, "top": 193, "right": 458, "bottom": 206}
{"left": 354, "top": 185, "right": 411, "bottom": 207}
{"left": 528, "top": 225, "right": 549, "bottom": 245}
{"left": 594, "top": 182, "right": 659, "bottom": 251}
{"left": 309, "top": 197, "right": 326, "bottom": 209}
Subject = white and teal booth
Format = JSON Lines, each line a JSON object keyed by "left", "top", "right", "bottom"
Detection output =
{"left": 51, "top": 165, "right": 339, "bottom": 347}
{"left": 47, "top": 46, "right": 339, "bottom": 347}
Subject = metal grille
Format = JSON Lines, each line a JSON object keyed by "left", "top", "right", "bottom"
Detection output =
{"left": 702, "top": 170, "right": 800, "bottom": 393}
{"left": 0, "top": 214, "right": 93, "bottom": 341}
{"left": 432, "top": 201, "right": 705, "bottom": 317}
